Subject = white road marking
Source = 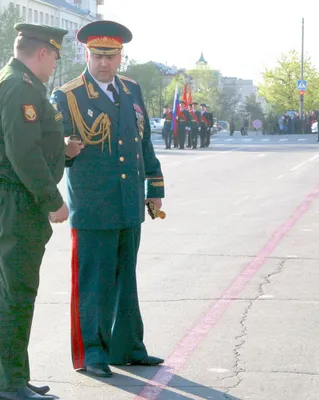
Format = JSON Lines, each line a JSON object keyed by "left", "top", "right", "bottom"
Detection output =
{"left": 234, "top": 195, "right": 250, "bottom": 206}
{"left": 291, "top": 154, "right": 319, "bottom": 171}
{"left": 290, "top": 161, "right": 308, "bottom": 171}
{"left": 208, "top": 368, "right": 230, "bottom": 373}
{"left": 259, "top": 295, "right": 274, "bottom": 299}
{"left": 279, "top": 138, "right": 288, "bottom": 141}
{"left": 277, "top": 174, "right": 285, "bottom": 179}
{"left": 257, "top": 153, "right": 266, "bottom": 157}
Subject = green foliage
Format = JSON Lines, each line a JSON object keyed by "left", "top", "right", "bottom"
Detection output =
{"left": 0, "top": 4, "right": 22, "bottom": 67}
{"left": 187, "top": 68, "right": 220, "bottom": 108}
{"left": 259, "top": 50, "right": 319, "bottom": 113}
{"left": 242, "top": 94, "right": 264, "bottom": 121}
{"left": 47, "top": 39, "right": 85, "bottom": 94}
{"left": 124, "top": 62, "right": 161, "bottom": 116}
{"left": 217, "top": 85, "right": 239, "bottom": 121}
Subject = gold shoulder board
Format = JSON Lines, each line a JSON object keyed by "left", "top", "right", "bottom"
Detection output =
{"left": 60, "top": 76, "right": 84, "bottom": 93}
{"left": 117, "top": 74, "right": 137, "bottom": 84}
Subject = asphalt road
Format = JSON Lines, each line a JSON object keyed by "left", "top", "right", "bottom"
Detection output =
{"left": 29, "top": 132, "right": 319, "bottom": 400}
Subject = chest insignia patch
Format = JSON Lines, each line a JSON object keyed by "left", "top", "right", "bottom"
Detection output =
{"left": 54, "top": 112, "right": 63, "bottom": 121}
{"left": 21, "top": 105, "right": 38, "bottom": 122}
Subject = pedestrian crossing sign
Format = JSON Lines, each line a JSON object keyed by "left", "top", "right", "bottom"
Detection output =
{"left": 297, "top": 80, "right": 307, "bottom": 90}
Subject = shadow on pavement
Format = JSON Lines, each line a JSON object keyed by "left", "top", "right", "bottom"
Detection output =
{"left": 77, "top": 365, "right": 241, "bottom": 400}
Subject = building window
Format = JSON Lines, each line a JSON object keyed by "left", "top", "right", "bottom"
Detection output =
{"left": 65, "top": 20, "right": 69, "bottom": 29}
{"left": 56, "top": 17, "right": 59, "bottom": 27}
{"left": 50, "top": 15, "right": 54, "bottom": 26}
{"left": 16, "top": 4, "right": 20, "bottom": 16}
{"left": 40, "top": 12, "right": 43, "bottom": 23}
{"left": 74, "top": 22, "right": 78, "bottom": 32}
{"left": 45, "top": 13, "right": 49, "bottom": 24}
{"left": 28, "top": 8, "right": 32, "bottom": 22}
{"left": 61, "top": 19, "right": 64, "bottom": 28}
{"left": 34, "top": 10, "right": 38, "bottom": 23}
{"left": 22, "top": 6, "right": 26, "bottom": 19}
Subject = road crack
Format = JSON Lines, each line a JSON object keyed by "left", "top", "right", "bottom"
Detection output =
{"left": 222, "top": 259, "right": 286, "bottom": 398}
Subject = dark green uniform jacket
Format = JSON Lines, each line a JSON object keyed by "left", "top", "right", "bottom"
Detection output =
{"left": 51, "top": 70, "right": 164, "bottom": 230}
{"left": 0, "top": 58, "right": 65, "bottom": 212}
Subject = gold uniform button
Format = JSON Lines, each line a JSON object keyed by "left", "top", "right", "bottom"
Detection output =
{"left": 137, "top": 154, "right": 140, "bottom": 159}
{"left": 135, "top": 137, "right": 138, "bottom": 142}
{"left": 121, "top": 174, "right": 126, "bottom": 179}
{"left": 119, "top": 156, "right": 124, "bottom": 162}
{"left": 138, "top": 171, "right": 140, "bottom": 176}
{"left": 119, "top": 140, "right": 123, "bottom": 145}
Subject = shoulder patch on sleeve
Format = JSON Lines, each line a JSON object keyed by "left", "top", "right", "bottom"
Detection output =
{"left": 21, "top": 104, "right": 38, "bottom": 122}
{"left": 117, "top": 74, "right": 137, "bottom": 84}
{"left": 59, "top": 75, "right": 84, "bottom": 93}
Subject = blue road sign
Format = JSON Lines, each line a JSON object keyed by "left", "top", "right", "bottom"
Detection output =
{"left": 297, "top": 80, "right": 307, "bottom": 90}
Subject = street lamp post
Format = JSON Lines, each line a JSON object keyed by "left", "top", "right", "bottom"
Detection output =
{"left": 300, "top": 18, "right": 305, "bottom": 122}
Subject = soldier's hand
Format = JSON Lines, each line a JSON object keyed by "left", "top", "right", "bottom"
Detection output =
{"left": 65, "top": 137, "right": 84, "bottom": 159}
{"left": 49, "top": 202, "right": 69, "bottom": 223}
{"left": 145, "top": 198, "right": 162, "bottom": 210}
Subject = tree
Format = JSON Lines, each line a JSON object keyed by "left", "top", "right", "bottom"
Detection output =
{"left": 124, "top": 62, "right": 161, "bottom": 116}
{"left": 242, "top": 94, "right": 264, "bottom": 121}
{"left": 47, "top": 38, "right": 85, "bottom": 94}
{"left": 0, "top": 4, "right": 23, "bottom": 67}
{"left": 187, "top": 68, "right": 220, "bottom": 109}
{"left": 258, "top": 50, "right": 319, "bottom": 114}
{"left": 217, "top": 85, "right": 240, "bottom": 121}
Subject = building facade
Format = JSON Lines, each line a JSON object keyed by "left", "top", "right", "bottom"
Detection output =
{"left": 0, "top": 0, "right": 102, "bottom": 62}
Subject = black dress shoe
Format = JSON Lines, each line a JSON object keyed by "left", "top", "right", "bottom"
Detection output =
{"left": 129, "top": 356, "right": 164, "bottom": 366}
{"left": 0, "top": 386, "right": 53, "bottom": 400}
{"left": 85, "top": 363, "right": 113, "bottom": 378}
{"left": 26, "top": 384, "right": 49, "bottom": 396}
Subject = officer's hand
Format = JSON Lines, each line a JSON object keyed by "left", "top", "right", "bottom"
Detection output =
{"left": 65, "top": 137, "right": 84, "bottom": 159}
{"left": 49, "top": 202, "right": 69, "bottom": 223}
{"left": 145, "top": 198, "right": 162, "bottom": 210}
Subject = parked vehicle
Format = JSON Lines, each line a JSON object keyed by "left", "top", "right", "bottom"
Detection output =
{"left": 150, "top": 117, "right": 164, "bottom": 133}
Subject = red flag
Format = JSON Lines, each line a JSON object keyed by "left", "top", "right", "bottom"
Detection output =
{"left": 182, "top": 84, "right": 188, "bottom": 107}
{"left": 187, "top": 86, "right": 193, "bottom": 105}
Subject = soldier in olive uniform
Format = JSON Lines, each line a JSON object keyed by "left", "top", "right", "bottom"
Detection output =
{"left": 177, "top": 100, "right": 191, "bottom": 149}
{"left": 162, "top": 105, "right": 173, "bottom": 149}
{"left": 189, "top": 102, "right": 201, "bottom": 149}
{"left": 200, "top": 104, "right": 210, "bottom": 148}
{"left": 51, "top": 21, "right": 165, "bottom": 379}
{"left": 0, "top": 24, "right": 82, "bottom": 400}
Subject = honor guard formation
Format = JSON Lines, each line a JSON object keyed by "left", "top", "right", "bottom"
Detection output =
{"left": 162, "top": 102, "right": 214, "bottom": 149}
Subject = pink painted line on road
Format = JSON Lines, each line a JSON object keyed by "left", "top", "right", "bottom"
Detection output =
{"left": 134, "top": 185, "right": 319, "bottom": 400}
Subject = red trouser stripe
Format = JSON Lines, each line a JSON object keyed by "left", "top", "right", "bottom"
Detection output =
{"left": 70, "top": 229, "right": 85, "bottom": 369}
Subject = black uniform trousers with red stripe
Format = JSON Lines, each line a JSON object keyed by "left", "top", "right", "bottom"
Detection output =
{"left": 71, "top": 226, "right": 148, "bottom": 369}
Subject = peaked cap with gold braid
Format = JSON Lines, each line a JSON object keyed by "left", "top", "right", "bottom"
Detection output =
{"left": 14, "top": 23, "right": 68, "bottom": 59}
{"left": 77, "top": 20, "right": 132, "bottom": 56}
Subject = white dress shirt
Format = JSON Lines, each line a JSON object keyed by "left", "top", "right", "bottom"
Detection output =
{"left": 89, "top": 73, "right": 119, "bottom": 103}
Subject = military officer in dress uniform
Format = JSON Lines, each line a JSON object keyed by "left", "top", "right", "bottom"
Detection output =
{"left": 200, "top": 104, "right": 210, "bottom": 148}
{"left": 162, "top": 105, "right": 173, "bottom": 149}
{"left": 51, "top": 20, "right": 165, "bottom": 379}
{"left": 189, "top": 102, "right": 201, "bottom": 149}
{"left": 177, "top": 100, "right": 191, "bottom": 149}
{"left": 0, "top": 24, "right": 80, "bottom": 400}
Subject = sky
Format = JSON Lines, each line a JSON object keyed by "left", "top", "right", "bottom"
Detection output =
{"left": 102, "top": 0, "right": 319, "bottom": 85}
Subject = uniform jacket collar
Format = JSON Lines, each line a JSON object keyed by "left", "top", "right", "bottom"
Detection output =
{"left": 8, "top": 58, "right": 46, "bottom": 95}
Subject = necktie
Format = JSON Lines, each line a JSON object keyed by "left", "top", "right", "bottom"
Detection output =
{"left": 107, "top": 83, "right": 120, "bottom": 107}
